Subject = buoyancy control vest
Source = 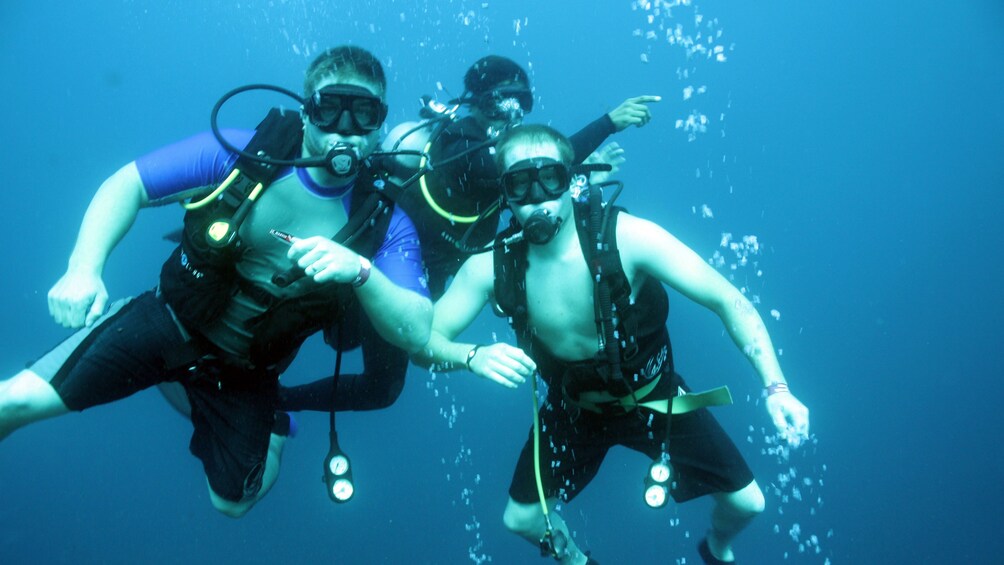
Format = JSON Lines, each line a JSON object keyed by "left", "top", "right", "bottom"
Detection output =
{"left": 159, "top": 108, "right": 395, "bottom": 367}
{"left": 492, "top": 188, "right": 653, "bottom": 398}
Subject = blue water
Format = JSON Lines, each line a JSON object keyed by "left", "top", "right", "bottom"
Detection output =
{"left": 1, "top": 1, "right": 1001, "bottom": 563}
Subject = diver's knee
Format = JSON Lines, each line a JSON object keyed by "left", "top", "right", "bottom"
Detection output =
{"left": 156, "top": 382, "right": 192, "bottom": 419}
{"left": 357, "top": 378, "right": 405, "bottom": 411}
{"left": 376, "top": 378, "right": 405, "bottom": 409}
{"left": 209, "top": 491, "right": 254, "bottom": 519}
{"left": 213, "top": 500, "right": 251, "bottom": 519}
{"left": 503, "top": 498, "right": 543, "bottom": 535}
{"left": 0, "top": 375, "right": 33, "bottom": 418}
{"left": 268, "top": 433, "right": 287, "bottom": 460}
{"left": 0, "top": 372, "right": 62, "bottom": 423}
{"left": 728, "top": 480, "right": 766, "bottom": 516}
{"left": 207, "top": 476, "right": 260, "bottom": 519}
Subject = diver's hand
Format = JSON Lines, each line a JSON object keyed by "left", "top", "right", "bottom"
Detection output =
{"left": 608, "top": 95, "right": 661, "bottom": 131}
{"left": 287, "top": 236, "right": 363, "bottom": 285}
{"left": 584, "top": 142, "right": 626, "bottom": 184}
{"left": 48, "top": 270, "right": 108, "bottom": 328}
{"left": 765, "top": 391, "right": 810, "bottom": 447}
{"left": 467, "top": 343, "right": 536, "bottom": 389}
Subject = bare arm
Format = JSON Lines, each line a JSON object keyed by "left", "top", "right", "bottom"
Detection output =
{"left": 417, "top": 251, "right": 495, "bottom": 365}
{"left": 354, "top": 270, "right": 432, "bottom": 354}
{"left": 413, "top": 252, "right": 534, "bottom": 388}
{"left": 287, "top": 237, "right": 432, "bottom": 353}
{"left": 619, "top": 213, "right": 809, "bottom": 442}
{"left": 48, "top": 162, "right": 151, "bottom": 328}
{"left": 620, "top": 214, "right": 781, "bottom": 383}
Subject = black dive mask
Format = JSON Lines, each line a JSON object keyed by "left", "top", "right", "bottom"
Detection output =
{"left": 501, "top": 158, "right": 571, "bottom": 205}
{"left": 303, "top": 84, "right": 388, "bottom": 136}
{"left": 209, "top": 84, "right": 427, "bottom": 185}
{"left": 522, "top": 208, "right": 563, "bottom": 245}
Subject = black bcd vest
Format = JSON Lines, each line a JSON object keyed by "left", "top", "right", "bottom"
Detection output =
{"left": 492, "top": 192, "right": 642, "bottom": 389}
{"left": 159, "top": 108, "right": 395, "bottom": 366}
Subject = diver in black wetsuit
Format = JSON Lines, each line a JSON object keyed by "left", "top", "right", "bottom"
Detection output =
{"left": 279, "top": 56, "right": 659, "bottom": 414}
{"left": 391, "top": 55, "right": 660, "bottom": 298}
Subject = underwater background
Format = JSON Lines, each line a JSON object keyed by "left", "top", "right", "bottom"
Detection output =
{"left": 1, "top": 1, "right": 1001, "bottom": 563}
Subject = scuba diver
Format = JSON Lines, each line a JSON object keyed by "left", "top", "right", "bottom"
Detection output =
{"left": 0, "top": 46, "right": 431, "bottom": 517}
{"left": 418, "top": 125, "right": 811, "bottom": 564}
{"left": 278, "top": 55, "right": 659, "bottom": 415}
{"left": 383, "top": 55, "right": 660, "bottom": 299}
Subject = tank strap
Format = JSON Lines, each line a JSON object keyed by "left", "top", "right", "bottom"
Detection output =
{"left": 492, "top": 219, "right": 533, "bottom": 349}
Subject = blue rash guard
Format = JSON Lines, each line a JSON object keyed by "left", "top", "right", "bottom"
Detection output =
{"left": 137, "top": 129, "right": 427, "bottom": 359}
{"left": 137, "top": 129, "right": 428, "bottom": 298}
{"left": 134, "top": 129, "right": 427, "bottom": 413}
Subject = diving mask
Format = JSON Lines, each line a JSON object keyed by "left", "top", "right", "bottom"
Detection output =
{"left": 500, "top": 157, "right": 571, "bottom": 205}
{"left": 304, "top": 84, "right": 388, "bottom": 136}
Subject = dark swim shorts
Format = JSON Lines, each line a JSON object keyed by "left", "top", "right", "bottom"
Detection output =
{"left": 508, "top": 372, "right": 755, "bottom": 505}
{"left": 29, "top": 290, "right": 281, "bottom": 502}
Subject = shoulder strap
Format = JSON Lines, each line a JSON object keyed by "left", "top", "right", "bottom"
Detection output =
{"left": 216, "top": 107, "right": 304, "bottom": 212}
{"left": 572, "top": 188, "right": 640, "bottom": 382}
{"left": 340, "top": 173, "right": 395, "bottom": 256}
{"left": 235, "top": 107, "right": 305, "bottom": 183}
{"left": 184, "top": 108, "right": 304, "bottom": 252}
{"left": 492, "top": 219, "right": 533, "bottom": 349}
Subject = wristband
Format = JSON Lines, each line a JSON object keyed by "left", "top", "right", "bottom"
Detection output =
{"left": 465, "top": 345, "right": 483, "bottom": 371}
{"left": 351, "top": 256, "right": 372, "bottom": 288}
{"left": 765, "top": 382, "right": 789, "bottom": 396}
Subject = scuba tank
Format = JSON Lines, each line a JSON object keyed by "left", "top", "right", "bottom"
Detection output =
{"left": 378, "top": 95, "right": 460, "bottom": 188}
{"left": 380, "top": 120, "right": 430, "bottom": 187}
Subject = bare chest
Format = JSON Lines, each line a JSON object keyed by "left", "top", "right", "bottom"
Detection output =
{"left": 524, "top": 250, "right": 599, "bottom": 359}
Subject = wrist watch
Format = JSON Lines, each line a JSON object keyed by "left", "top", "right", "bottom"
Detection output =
{"left": 351, "top": 256, "right": 372, "bottom": 288}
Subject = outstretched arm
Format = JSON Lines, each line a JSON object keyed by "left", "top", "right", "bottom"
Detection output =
{"left": 619, "top": 214, "right": 810, "bottom": 444}
{"left": 48, "top": 162, "right": 150, "bottom": 328}
{"left": 607, "top": 95, "right": 661, "bottom": 131}
{"left": 568, "top": 95, "right": 661, "bottom": 163}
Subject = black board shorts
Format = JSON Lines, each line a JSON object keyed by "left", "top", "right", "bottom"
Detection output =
{"left": 29, "top": 290, "right": 280, "bottom": 502}
{"left": 508, "top": 372, "right": 755, "bottom": 505}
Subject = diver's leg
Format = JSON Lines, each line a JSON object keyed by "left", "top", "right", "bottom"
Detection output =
{"left": 208, "top": 432, "right": 287, "bottom": 518}
{"left": 705, "top": 480, "right": 766, "bottom": 562}
{"left": 3, "top": 293, "right": 183, "bottom": 442}
{"left": 156, "top": 382, "right": 192, "bottom": 419}
{"left": 503, "top": 497, "right": 591, "bottom": 565}
{"left": 188, "top": 369, "right": 288, "bottom": 519}
{"left": 0, "top": 370, "right": 70, "bottom": 441}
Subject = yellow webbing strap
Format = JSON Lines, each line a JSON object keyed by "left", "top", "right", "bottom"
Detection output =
{"left": 642, "top": 386, "right": 733, "bottom": 415}
{"left": 574, "top": 375, "right": 733, "bottom": 415}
